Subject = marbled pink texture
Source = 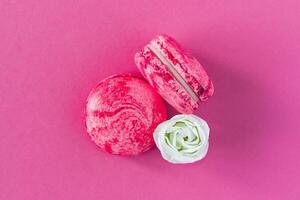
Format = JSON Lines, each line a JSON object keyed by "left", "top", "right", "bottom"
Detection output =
{"left": 152, "top": 35, "right": 214, "bottom": 101}
{"left": 1, "top": 1, "right": 300, "bottom": 199}
{"left": 135, "top": 34, "right": 213, "bottom": 113}
{"left": 86, "top": 74, "right": 167, "bottom": 155}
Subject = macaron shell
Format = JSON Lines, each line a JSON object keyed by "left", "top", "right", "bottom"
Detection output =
{"left": 135, "top": 47, "right": 198, "bottom": 113}
{"left": 85, "top": 74, "right": 167, "bottom": 155}
{"left": 151, "top": 34, "right": 214, "bottom": 101}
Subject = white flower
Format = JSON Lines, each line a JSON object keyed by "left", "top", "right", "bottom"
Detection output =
{"left": 154, "top": 114, "right": 210, "bottom": 164}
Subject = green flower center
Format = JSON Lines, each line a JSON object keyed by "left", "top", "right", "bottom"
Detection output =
{"left": 164, "top": 119, "right": 202, "bottom": 154}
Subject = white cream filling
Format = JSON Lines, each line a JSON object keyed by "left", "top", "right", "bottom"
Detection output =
{"left": 147, "top": 43, "right": 199, "bottom": 102}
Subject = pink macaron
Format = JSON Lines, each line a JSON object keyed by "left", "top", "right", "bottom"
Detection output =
{"left": 135, "top": 34, "right": 214, "bottom": 113}
{"left": 85, "top": 74, "right": 167, "bottom": 155}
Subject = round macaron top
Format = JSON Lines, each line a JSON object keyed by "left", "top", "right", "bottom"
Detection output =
{"left": 135, "top": 34, "right": 214, "bottom": 113}
{"left": 85, "top": 74, "right": 167, "bottom": 155}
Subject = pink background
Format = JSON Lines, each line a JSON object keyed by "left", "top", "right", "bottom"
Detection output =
{"left": 1, "top": 1, "right": 300, "bottom": 199}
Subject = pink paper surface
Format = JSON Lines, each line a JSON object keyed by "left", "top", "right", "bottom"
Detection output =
{"left": 0, "top": 1, "right": 299, "bottom": 199}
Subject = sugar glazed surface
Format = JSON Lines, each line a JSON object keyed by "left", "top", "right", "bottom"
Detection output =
{"left": 85, "top": 74, "right": 167, "bottom": 155}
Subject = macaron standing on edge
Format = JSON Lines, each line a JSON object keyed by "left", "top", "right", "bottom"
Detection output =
{"left": 85, "top": 74, "right": 167, "bottom": 155}
{"left": 135, "top": 34, "right": 214, "bottom": 113}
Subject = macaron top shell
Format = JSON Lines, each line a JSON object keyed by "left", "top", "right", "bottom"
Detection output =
{"left": 85, "top": 74, "right": 167, "bottom": 155}
{"left": 135, "top": 34, "right": 214, "bottom": 113}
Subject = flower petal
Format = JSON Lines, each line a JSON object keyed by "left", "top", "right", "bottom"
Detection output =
{"left": 153, "top": 114, "right": 210, "bottom": 164}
